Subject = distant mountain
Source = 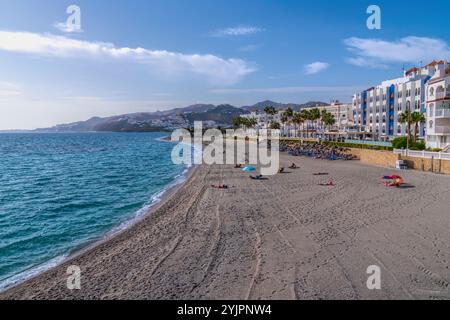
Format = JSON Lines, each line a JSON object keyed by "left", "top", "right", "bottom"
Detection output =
{"left": 241, "top": 100, "right": 328, "bottom": 112}
{"left": 35, "top": 103, "right": 249, "bottom": 133}
{"left": 34, "top": 100, "right": 330, "bottom": 133}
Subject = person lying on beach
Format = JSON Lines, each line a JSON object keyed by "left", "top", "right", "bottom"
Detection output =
{"left": 211, "top": 184, "right": 229, "bottom": 189}
{"left": 313, "top": 173, "right": 329, "bottom": 176}
{"left": 289, "top": 163, "right": 298, "bottom": 169}
{"left": 250, "top": 175, "right": 265, "bottom": 180}
{"left": 384, "top": 178, "right": 403, "bottom": 188}
{"left": 318, "top": 181, "right": 335, "bottom": 187}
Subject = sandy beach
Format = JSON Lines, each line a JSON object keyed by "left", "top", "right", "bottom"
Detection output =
{"left": 1, "top": 152, "right": 450, "bottom": 300}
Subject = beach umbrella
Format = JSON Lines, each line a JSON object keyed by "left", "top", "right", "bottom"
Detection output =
{"left": 242, "top": 166, "right": 256, "bottom": 172}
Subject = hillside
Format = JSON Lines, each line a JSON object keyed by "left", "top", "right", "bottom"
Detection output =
{"left": 35, "top": 100, "right": 329, "bottom": 132}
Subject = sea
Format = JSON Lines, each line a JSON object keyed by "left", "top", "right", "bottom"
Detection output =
{"left": 0, "top": 132, "right": 188, "bottom": 290}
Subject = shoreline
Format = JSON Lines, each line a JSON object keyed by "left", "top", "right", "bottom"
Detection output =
{"left": 0, "top": 160, "right": 197, "bottom": 293}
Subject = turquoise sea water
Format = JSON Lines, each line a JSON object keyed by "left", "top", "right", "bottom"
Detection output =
{"left": 0, "top": 132, "right": 187, "bottom": 289}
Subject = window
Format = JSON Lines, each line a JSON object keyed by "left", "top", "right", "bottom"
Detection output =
{"left": 397, "top": 126, "right": 402, "bottom": 134}
{"left": 430, "top": 87, "right": 435, "bottom": 96}
{"left": 429, "top": 120, "right": 433, "bottom": 129}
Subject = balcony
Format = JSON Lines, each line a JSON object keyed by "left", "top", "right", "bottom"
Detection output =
{"left": 435, "top": 126, "right": 450, "bottom": 134}
{"left": 434, "top": 92, "right": 450, "bottom": 100}
{"left": 435, "top": 108, "right": 450, "bottom": 118}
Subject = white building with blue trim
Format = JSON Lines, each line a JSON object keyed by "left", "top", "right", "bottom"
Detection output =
{"left": 352, "top": 61, "right": 450, "bottom": 145}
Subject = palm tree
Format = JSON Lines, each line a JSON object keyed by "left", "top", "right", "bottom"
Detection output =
{"left": 322, "top": 112, "right": 336, "bottom": 131}
{"left": 299, "top": 109, "right": 311, "bottom": 138}
{"left": 398, "top": 110, "right": 413, "bottom": 142}
{"left": 263, "top": 106, "right": 277, "bottom": 131}
{"left": 292, "top": 112, "right": 305, "bottom": 138}
{"left": 410, "top": 112, "right": 425, "bottom": 143}
{"left": 310, "top": 108, "right": 321, "bottom": 132}
{"left": 283, "top": 107, "right": 294, "bottom": 118}
{"left": 264, "top": 106, "right": 277, "bottom": 116}
{"left": 280, "top": 107, "right": 294, "bottom": 136}
{"left": 270, "top": 121, "right": 281, "bottom": 130}
{"left": 248, "top": 117, "right": 258, "bottom": 128}
{"left": 232, "top": 117, "right": 242, "bottom": 129}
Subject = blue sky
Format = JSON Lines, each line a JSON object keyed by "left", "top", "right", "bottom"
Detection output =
{"left": 0, "top": 0, "right": 449, "bottom": 129}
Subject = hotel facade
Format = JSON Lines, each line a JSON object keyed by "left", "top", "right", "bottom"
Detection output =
{"left": 352, "top": 60, "right": 450, "bottom": 149}
{"left": 424, "top": 63, "right": 450, "bottom": 149}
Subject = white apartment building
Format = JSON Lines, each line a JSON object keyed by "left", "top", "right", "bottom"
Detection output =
{"left": 241, "top": 111, "right": 282, "bottom": 129}
{"left": 425, "top": 62, "right": 450, "bottom": 149}
{"left": 303, "top": 100, "right": 354, "bottom": 131}
{"left": 352, "top": 63, "right": 440, "bottom": 141}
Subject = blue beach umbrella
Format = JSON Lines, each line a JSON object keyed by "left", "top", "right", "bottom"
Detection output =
{"left": 242, "top": 166, "right": 256, "bottom": 172}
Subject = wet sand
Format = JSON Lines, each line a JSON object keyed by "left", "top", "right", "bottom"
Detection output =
{"left": 1, "top": 153, "right": 450, "bottom": 300}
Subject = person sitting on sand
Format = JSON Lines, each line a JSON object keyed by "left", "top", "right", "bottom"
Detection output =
{"left": 289, "top": 163, "right": 297, "bottom": 169}
{"left": 278, "top": 167, "right": 285, "bottom": 173}
{"left": 319, "top": 181, "right": 335, "bottom": 187}
{"left": 234, "top": 164, "right": 242, "bottom": 168}
{"left": 211, "top": 184, "right": 229, "bottom": 189}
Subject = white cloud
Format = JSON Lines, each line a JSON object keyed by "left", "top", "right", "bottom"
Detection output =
{"left": 0, "top": 82, "right": 22, "bottom": 97}
{"left": 210, "top": 85, "right": 364, "bottom": 94}
{"left": 0, "top": 30, "right": 256, "bottom": 85}
{"left": 344, "top": 36, "right": 450, "bottom": 68}
{"left": 54, "top": 22, "right": 83, "bottom": 33}
{"left": 212, "top": 26, "right": 264, "bottom": 37}
{"left": 304, "top": 62, "right": 330, "bottom": 75}
{"left": 345, "top": 57, "right": 388, "bottom": 69}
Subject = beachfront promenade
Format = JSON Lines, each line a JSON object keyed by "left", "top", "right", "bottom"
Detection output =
{"left": 2, "top": 153, "right": 450, "bottom": 300}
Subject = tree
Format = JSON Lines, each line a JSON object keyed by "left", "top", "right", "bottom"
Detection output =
{"left": 299, "top": 109, "right": 311, "bottom": 137}
{"left": 283, "top": 107, "right": 294, "bottom": 118}
{"left": 270, "top": 121, "right": 281, "bottom": 130}
{"left": 232, "top": 117, "right": 242, "bottom": 129}
{"left": 292, "top": 112, "right": 305, "bottom": 137}
{"left": 410, "top": 112, "right": 425, "bottom": 143}
{"left": 309, "top": 108, "right": 321, "bottom": 133}
{"left": 398, "top": 110, "right": 412, "bottom": 143}
{"left": 322, "top": 112, "right": 336, "bottom": 130}
{"left": 264, "top": 106, "right": 277, "bottom": 116}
